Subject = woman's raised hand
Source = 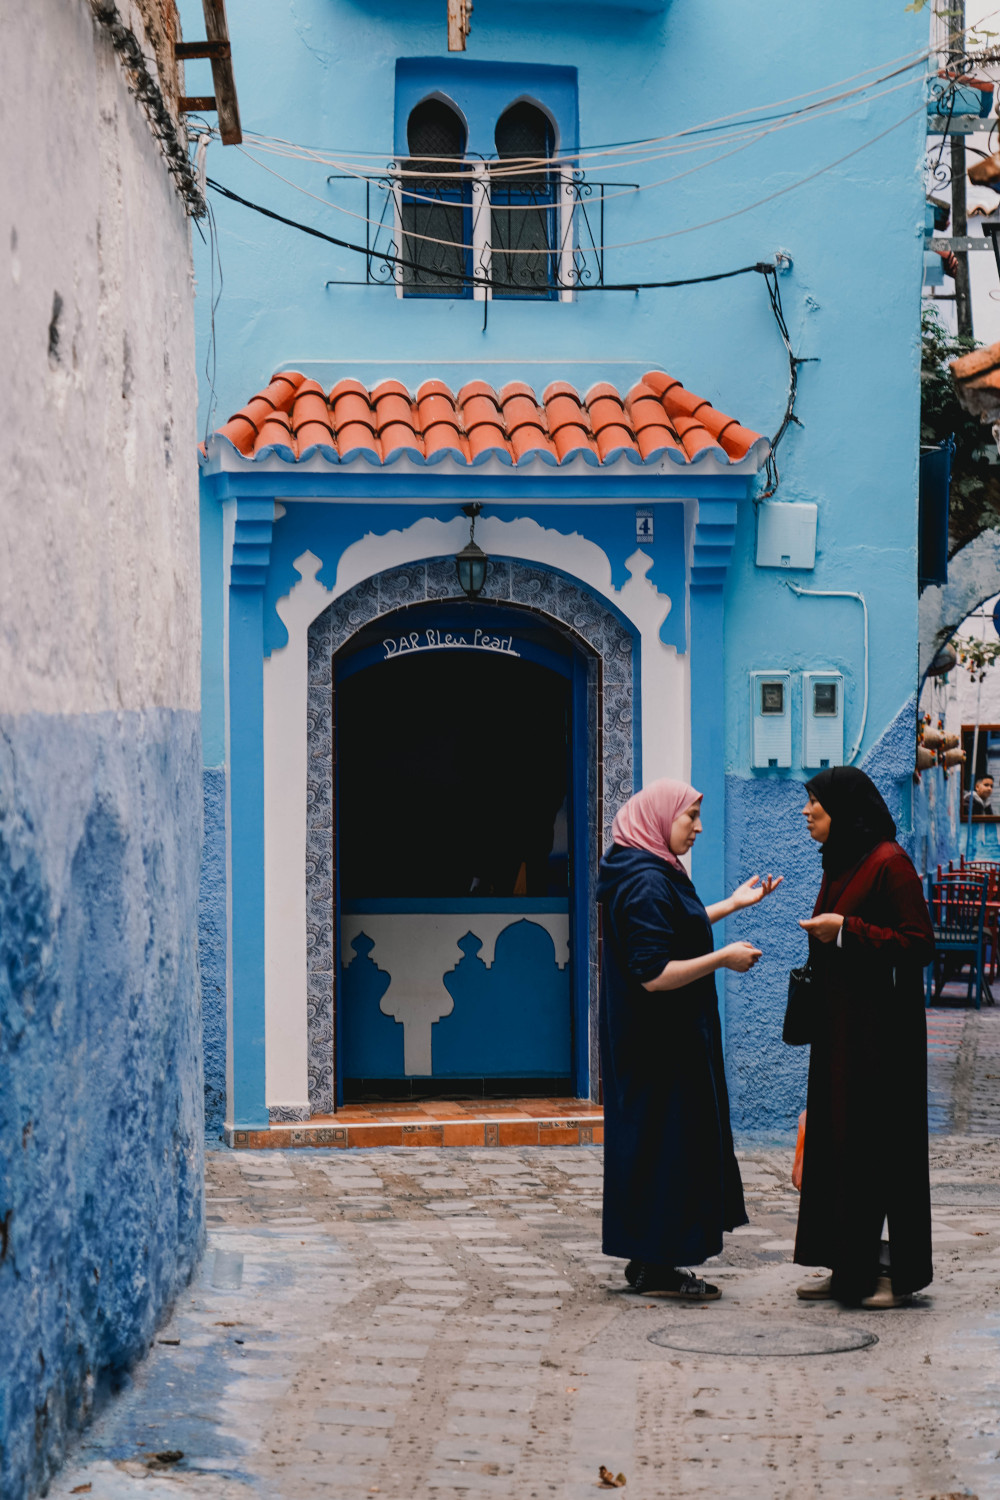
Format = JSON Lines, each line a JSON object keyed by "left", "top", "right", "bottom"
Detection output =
{"left": 798, "top": 914, "right": 844, "bottom": 944}
{"left": 730, "top": 874, "right": 784, "bottom": 910}
{"left": 720, "top": 941, "right": 763, "bottom": 973}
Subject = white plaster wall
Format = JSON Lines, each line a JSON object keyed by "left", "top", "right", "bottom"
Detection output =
{"left": 923, "top": 592, "right": 1000, "bottom": 739}
{"left": 0, "top": 0, "right": 200, "bottom": 717}
{"left": 262, "top": 510, "right": 690, "bottom": 1108}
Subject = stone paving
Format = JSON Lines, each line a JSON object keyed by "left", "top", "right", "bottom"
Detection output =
{"left": 49, "top": 1009, "right": 1000, "bottom": 1500}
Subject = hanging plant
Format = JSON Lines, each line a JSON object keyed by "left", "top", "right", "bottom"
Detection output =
{"left": 952, "top": 632, "right": 1000, "bottom": 680}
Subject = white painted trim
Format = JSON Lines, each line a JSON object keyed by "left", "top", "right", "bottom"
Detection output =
{"left": 472, "top": 162, "right": 491, "bottom": 301}
{"left": 341, "top": 912, "right": 570, "bottom": 1075}
{"left": 558, "top": 168, "right": 575, "bottom": 304}
{"left": 203, "top": 439, "right": 768, "bottom": 480}
{"left": 222, "top": 499, "right": 237, "bottom": 1128}
{"left": 261, "top": 513, "right": 690, "bottom": 1111}
{"left": 392, "top": 175, "right": 404, "bottom": 298}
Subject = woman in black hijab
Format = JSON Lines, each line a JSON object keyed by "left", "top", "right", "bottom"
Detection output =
{"left": 794, "top": 767, "right": 935, "bottom": 1309}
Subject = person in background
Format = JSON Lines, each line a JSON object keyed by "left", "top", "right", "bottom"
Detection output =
{"left": 795, "top": 766, "right": 935, "bottom": 1310}
{"left": 597, "top": 778, "right": 782, "bottom": 1301}
{"left": 971, "top": 774, "right": 994, "bottom": 817}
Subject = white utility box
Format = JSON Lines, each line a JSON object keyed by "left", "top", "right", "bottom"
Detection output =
{"left": 802, "top": 672, "right": 844, "bottom": 767}
{"left": 750, "top": 671, "right": 792, "bottom": 768}
{"left": 756, "top": 502, "right": 818, "bottom": 570}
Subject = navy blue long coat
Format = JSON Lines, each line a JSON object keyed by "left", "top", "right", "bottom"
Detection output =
{"left": 597, "top": 844, "right": 747, "bottom": 1265}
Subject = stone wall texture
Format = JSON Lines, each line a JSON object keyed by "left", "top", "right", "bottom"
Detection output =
{"left": 199, "top": 768, "right": 228, "bottom": 1140}
{"left": 0, "top": 3, "right": 203, "bottom": 1496}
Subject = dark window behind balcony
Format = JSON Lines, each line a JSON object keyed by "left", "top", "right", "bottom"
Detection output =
{"left": 402, "top": 99, "right": 471, "bottom": 297}
{"left": 491, "top": 103, "right": 557, "bottom": 299}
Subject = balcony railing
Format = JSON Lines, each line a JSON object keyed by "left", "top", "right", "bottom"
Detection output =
{"left": 326, "top": 164, "right": 636, "bottom": 299}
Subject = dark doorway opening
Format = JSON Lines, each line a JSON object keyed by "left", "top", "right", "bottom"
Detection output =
{"left": 334, "top": 610, "right": 584, "bottom": 1105}
{"left": 338, "top": 652, "right": 570, "bottom": 901}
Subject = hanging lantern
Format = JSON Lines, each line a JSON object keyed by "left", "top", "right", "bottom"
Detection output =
{"left": 455, "top": 503, "right": 488, "bottom": 599}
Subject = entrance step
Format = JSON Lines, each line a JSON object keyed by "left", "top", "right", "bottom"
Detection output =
{"left": 226, "top": 1098, "right": 603, "bottom": 1150}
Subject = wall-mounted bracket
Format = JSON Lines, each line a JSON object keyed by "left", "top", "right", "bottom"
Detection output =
{"left": 928, "top": 115, "right": 994, "bottom": 134}
{"left": 447, "top": 0, "right": 473, "bottom": 51}
{"left": 928, "top": 237, "right": 993, "bottom": 252}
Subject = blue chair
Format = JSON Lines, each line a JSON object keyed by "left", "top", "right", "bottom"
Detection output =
{"left": 926, "top": 878, "right": 988, "bottom": 1009}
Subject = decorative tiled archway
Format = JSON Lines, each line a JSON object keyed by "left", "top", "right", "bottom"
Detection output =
{"left": 304, "top": 556, "right": 638, "bottom": 1115}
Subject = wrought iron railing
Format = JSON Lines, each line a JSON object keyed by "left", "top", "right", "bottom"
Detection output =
{"left": 325, "top": 165, "right": 636, "bottom": 297}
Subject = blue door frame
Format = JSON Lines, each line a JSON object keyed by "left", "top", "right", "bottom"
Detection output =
{"left": 332, "top": 602, "right": 594, "bottom": 1100}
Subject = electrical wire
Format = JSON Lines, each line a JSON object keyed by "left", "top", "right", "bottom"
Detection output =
{"left": 235, "top": 44, "right": 939, "bottom": 175}
{"left": 243, "top": 67, "right": 929, "bottom": 188}
{"left": 239, "top": 5, "right": 1000, "bottom": 180}
{"left": 785, "top": 584, "right": 870, "bottom": 764}
{"left": 201, "top": 197, "right": 224, "bottom": 444}
{"left": 205, "top": 176, "right": 774, "bottom": 292}
{"left": 240, "top": 72, "right": 927, "bottom": 252}
{"left": 220, "top": 96, "right": 926, "bottom": 264}
{"left": 757, "top": 269, "right": 816, "bottom": 500}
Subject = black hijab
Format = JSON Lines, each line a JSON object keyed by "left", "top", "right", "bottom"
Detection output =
{"left": 805, "top": 766, "right": 897, "bottom": 878}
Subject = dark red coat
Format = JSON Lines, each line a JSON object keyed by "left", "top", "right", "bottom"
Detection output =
{"left": 794, "top": 841, "right": 935, "bottom": 1300}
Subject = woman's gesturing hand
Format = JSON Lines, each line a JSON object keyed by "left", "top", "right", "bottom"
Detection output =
{"left": 730, "top": 874, "right": 784, "bottom": 910}
{"left": 799, "top": 914, "right": 844, "bottom": 944}
{"left": 719, "top": 941, "right": 763, "bottom": 973}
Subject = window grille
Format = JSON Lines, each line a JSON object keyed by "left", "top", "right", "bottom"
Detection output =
{"left": 489, "top": 103, "right": 557, "bottom": 300}
{"left": 326, "top": 123, "right": 636, "bottom": 298}
{"left": 401, "top": 99, "right": 472, "bottom": 296}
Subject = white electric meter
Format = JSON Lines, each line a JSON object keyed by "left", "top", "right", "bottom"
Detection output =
{"left": 802, "top": 672, "right": 844, "bottom": 767}
{"left": 750, "top": 671, "right": 792, "bottom": 768}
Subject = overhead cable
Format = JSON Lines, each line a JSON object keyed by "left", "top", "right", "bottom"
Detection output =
{"left": 235, "top": 45, "right": 937, "bottom": 174}
{"left": 213, "top": 98, "right": 925, "bottom": 263}
{"left": 235, "top": 72, "right": 926, "bottom": 248}
{"left": 205, "top": 176, "right": 774, "bottom": 291}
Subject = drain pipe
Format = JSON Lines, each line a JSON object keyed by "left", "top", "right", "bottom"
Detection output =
{"left": 784, "top": 583, "right": 870, "bottom": 764}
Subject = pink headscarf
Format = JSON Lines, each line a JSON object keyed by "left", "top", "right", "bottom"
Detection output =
{"left": 611, "top": 778, "right": 703, "bottom": 871}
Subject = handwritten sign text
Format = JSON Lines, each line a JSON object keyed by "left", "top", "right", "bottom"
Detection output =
{"left": 383, "top": 628, "right": 521, "bottom": 660}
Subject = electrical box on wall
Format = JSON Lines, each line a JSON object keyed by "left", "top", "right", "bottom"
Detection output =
{"left": 750, "top": 672, "right": 792, "bottom": 768}
{"left": 756, "top": 502, "right": 818, "bottom": 570}
{"left": 802, "top": 672, "right": 844, "bottom": 767}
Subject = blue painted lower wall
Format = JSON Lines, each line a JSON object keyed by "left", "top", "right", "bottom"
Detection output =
{"left": 0, "top": 708, "right": 204, "bottom": 1500}
{"left": 724, "top": 700, "right": 917, "bottom": 1133}
{"left": 199, "top": 768, "right": 228, "bottom": 1139}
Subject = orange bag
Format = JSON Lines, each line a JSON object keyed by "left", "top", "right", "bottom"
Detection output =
{"left": 791, "top": 1109, "right": 806, "bottom": 1191}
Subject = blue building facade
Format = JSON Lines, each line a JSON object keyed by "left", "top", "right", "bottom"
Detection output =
{"left": 189, "top": 0, "right": 929, "bottom": 1136}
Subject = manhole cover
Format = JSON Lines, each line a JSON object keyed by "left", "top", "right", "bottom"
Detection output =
{"left": 648, "top": 1322, "right": 877, "bottom": 1357}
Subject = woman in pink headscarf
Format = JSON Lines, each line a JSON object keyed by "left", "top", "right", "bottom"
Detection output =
{"left": 597, "top": 778, "right": 782, "bottom": 1300}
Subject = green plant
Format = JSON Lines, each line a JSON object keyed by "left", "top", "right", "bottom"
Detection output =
{"left": 921, "top": 308, "right": 1000, "bottom": 554}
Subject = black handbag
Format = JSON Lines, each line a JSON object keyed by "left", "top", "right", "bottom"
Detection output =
{"left": 783, "top": 961, "right": 814, "bottom": 1046}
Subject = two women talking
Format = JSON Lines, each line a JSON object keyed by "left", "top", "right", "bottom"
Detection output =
{"left": 598, "top": 767, "right": 934, "bottom": 1310}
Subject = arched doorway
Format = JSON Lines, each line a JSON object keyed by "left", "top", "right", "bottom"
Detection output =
{"left": 336, "top": 602, "right": 582, "bottom": 1099}
{"left": 304, "top": 557, "right": 639, "bottom": 1113}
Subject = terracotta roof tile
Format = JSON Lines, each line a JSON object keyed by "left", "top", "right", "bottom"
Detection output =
{"left": 254, "top": 409, "right": 294, "bottom": 457}
{"left": 952, "top": 340, "right": 1000, "bottom": 386}
{"left": 210, "top": 369, "right": 765, "bottom": 469}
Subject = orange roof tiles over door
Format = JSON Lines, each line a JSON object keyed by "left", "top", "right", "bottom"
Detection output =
{"left": 210, "top": 369, "right": 768, "bottom": 469}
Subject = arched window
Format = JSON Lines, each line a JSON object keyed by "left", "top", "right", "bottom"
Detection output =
{"left": 401, "top": 99, "right": 471, "bottom": 296}
{"left": 490, "top": 102, "right": 556, "bottom": 299}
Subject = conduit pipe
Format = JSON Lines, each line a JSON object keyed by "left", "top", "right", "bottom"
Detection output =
{"left": 784, "top": 582, "right": 870, "bottom": 764}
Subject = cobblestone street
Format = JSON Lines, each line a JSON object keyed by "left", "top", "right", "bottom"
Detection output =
{"left": 51, "top": 1010, "right": 1000, "bottom": 1500}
